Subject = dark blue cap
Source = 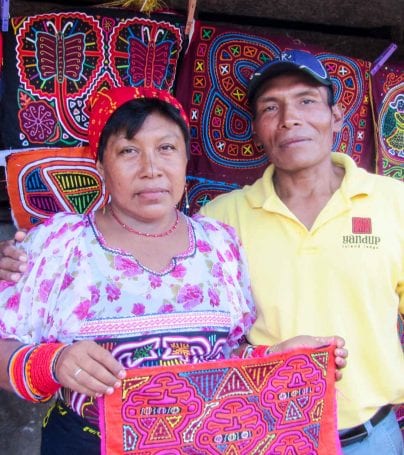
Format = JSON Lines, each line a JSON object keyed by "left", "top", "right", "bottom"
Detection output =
{"left": 248, "top": 50, "right": 333, "bottom": 104}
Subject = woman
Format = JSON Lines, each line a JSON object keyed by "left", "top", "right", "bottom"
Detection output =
{"left": 0, "top": 87, "right": 347, "bottom": 454}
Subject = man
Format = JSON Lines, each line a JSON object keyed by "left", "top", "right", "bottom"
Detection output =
{"left": 0, "top": 50, "right": 403, "bottom": 453}
{"left": 200, "top": 50, "right": 404, "bottom": 454}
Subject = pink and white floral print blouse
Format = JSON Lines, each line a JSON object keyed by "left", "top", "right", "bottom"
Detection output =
{"left": 0, "top": 211, "right": 255, "bottom": 424}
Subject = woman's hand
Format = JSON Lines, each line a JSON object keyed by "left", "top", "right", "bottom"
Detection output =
{"left": 54, "top": 340, "right": 126, "bottom": 397}
{"left": 0, "top": 230, "right": 27, "bottom": 282}
{"left": 274, "top": 335, "right": 348, "bottom": 381}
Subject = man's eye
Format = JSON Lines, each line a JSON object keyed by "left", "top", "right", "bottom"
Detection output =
{"left": 160, "top": 144, "right": 176, "bottom": 152}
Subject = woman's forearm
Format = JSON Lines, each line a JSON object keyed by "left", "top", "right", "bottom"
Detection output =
{"left": 0, "top": 339, "right": 24, "bottom": 391}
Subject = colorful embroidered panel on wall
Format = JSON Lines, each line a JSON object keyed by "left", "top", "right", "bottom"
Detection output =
{"left": 99, "top": 345, "right": 341, "bottom": 455}
{"left": 0, "top": 8, "right": 185, "bottom": 150}
{"left": 175, "top": 21, "right": 374, "bottom": 214}
{"left": 180, "top": 175, "right": 242, "bottom": 215}
{"left": 6, "top": 146, "right": 108, "bottom": 229}
{"left": 371, "top": 62, "right": 404, "bottom": 181}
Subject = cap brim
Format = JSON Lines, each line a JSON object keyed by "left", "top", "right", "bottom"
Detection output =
{"left": 248, "top": 62, "right": 332, "bottom": 104}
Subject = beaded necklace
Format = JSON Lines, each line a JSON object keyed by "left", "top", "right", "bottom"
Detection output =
{"left": 109, "top": 206, "right": 180, "bottom": 238}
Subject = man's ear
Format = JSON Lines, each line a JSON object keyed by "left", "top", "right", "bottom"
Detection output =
{"left": 331, "top": 103, "right": 344, "bottom": 133}
{"left": 251, "top": 125, "right": 264, "bottom": 149}
{"left": 96, "top": 159, "right": 104, "bottom": 179}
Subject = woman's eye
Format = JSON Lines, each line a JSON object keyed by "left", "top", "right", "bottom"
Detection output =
{"left": 302, "top": 98, "right": 316, "bottom": 105}
{"left": 120, "top": 147, "right": 137, "bottom": 155}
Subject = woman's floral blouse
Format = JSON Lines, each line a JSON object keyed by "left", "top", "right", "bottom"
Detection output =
{"left": 0, "top": 211, "right": 255, "bottom": 424}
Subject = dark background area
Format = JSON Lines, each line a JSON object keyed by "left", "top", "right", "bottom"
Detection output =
{"left": 0, "top": 1, "right": 403, "bottom": 453}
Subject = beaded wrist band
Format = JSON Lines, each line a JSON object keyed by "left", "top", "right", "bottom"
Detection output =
{"left": 8, "top": 342, "right": 66, "bottom": 403}
{"left": 251, "top": 345, "right": 273, "bottom": 358}
{"left": 238, "top": 344, "right": 273, "bottom": 359}
{"left": 8, "top": 344, "right": 36, "bottom": 401}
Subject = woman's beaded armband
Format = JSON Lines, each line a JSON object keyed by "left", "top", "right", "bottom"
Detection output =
{"left": 8, "top": 342, "right": 67, "bottom": 403}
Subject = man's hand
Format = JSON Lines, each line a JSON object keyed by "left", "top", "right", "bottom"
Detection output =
{"left": 54, "top": 341, "right": 126, "bottom": 397}
{"left": 274, "top": 335, "right": 348, "bottom": 381}
{"left": 237, "top": 335, "right": 348, "bottom": 382}
{"left": 0, "top": 230, "right": 27, "bottom": 282}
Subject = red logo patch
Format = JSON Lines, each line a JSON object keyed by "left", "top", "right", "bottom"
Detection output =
{"left": 352, "top": 217, "right": 372, "bottom": 234}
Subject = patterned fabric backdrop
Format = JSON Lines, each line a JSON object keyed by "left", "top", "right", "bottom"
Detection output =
{"left": 6, "top": 146, "right": 108, "bottom": 229}
{"left": 175, "top": 21, "right": 374, "bottom": 215}
{"left": 0, "top": 8, "right": 185, "bottom": 150}
{"left": 99, "top": 346, "right": 340, "bottom": 455}
{"left": 371, "top": 62, "right": 404, "bottom": 180}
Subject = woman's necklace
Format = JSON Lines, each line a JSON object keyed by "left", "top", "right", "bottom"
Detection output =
{"left": 109, "top": 205, "right": 180, "bottom": 238}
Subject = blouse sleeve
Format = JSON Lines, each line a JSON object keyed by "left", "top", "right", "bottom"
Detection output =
{"left": 193, "top": 214, "right": 256, "bottom": 350}
{"left": 0, "top": 213, "right": 86, "bottom": 344}
{"left": 222, "top": 223, "right": 257, "bottom": 348}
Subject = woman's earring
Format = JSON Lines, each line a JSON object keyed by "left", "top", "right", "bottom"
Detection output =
{"left": 184, "top": 185, "right": 190, "bottom": 211}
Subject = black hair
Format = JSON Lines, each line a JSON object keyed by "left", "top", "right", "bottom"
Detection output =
{"left": 97, "top": 98, "right": 190, "bottom": 162}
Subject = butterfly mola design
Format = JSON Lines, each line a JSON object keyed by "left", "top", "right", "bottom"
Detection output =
{"left": 129, "top": 26, "right": 171, "bottom": 87}
{"left": 36, "top": 21, "right": 85, "bottom": 83}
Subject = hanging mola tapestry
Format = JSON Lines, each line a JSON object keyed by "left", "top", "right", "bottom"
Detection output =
{"left": 6, "top": 146, "right": 108, "bottom": 229}
{"left": 0, "top": 8, "right": 185, "bottom": 150}
{"left": 371, "top": 62, "right": 404, "bottom": 181}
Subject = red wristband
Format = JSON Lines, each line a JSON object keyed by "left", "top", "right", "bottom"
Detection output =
{"left": 8, "top": 342, "right": 66, "bottom": 403}
{"left": 251, "top": 345, "right": 272, "bottom": 358}
{"left": 27, "top": 343, "right": 65, "bottom": 398}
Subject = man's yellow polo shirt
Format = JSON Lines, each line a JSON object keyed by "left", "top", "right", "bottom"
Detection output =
{"left": 200, "top": 153, "right": 404, "bottom": 429}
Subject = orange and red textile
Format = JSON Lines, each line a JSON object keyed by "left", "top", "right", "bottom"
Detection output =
{"left": 99, "top": 345, "right": 341, "bottom": 454}
{"left": 6, "top": 146, "right": 108, "bottom": 229}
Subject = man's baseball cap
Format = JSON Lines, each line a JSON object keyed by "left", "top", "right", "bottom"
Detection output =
{"left": 247, "top": 49, "right": 333, "bottom": 104}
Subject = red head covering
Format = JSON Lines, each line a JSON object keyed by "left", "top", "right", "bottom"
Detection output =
{"left": 87, "top": 86, "right": 189, "bottom": 160}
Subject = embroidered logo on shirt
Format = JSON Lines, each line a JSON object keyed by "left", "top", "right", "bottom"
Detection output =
{"left": 352, "top": 217, "right": 372, "bottom": 234}
{"left": 342, "top": 217, "right": 380, "bottom": 249}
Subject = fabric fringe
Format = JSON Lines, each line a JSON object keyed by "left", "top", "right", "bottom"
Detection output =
{"left": 98, "top": 0, "right": 166, "bottom": 14}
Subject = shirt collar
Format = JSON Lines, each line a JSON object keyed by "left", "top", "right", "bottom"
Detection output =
{"left": 245, "top": 152, "right": 374, "bottom": 210}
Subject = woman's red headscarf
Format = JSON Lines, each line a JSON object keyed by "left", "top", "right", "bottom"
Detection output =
{"left": 88, "top": 86, "right": 189, "bottom": 160}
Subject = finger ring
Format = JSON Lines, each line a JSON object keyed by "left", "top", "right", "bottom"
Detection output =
{"left": 74, "top": 368, "right": 83, "bottom": 377}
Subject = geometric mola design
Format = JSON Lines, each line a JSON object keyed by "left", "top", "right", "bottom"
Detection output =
{"left": 380, "top": 90, "right": 404, "bottom": 159}
{"left": 100, "top": 346, "right": 339, "bottom": 455}
{"left": 6, "top": 147, "right": 109, "bottom": 229}
{"left": 304, "top": 423, "right": 321, "bottom": 448}
{"left": 52, "top": 171, "right": 102, "bottom": 213}
{"left": 123, "top": 424, "right": 138, "bottom": 451}
{"left": 311, "top": 351, "right": 329, "bottom": 376}
{"left": 19, "top": 158, "right": 107, "bottom": 217}
{"left": 179, "top": 368, "right": 230, "bottom": 401}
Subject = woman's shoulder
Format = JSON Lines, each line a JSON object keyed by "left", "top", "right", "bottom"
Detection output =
{"left": 24, "top": 212, "right": 91, "bottom": 247}
{"left": 190, "top": 213, "right": 240, "bottom": 244}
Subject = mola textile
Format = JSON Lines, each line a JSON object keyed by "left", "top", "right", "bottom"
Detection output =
{"left": 0, "top": 8, "right": 185, "bottom": 150}
{"left": 99, "top": 345, "right": 341, "bottom": 454}
{"left": 6, "top": 146, "right": 108, "bottom": 229}
{"left": 371, "top": 61, "right": 404, "bottom": 181}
